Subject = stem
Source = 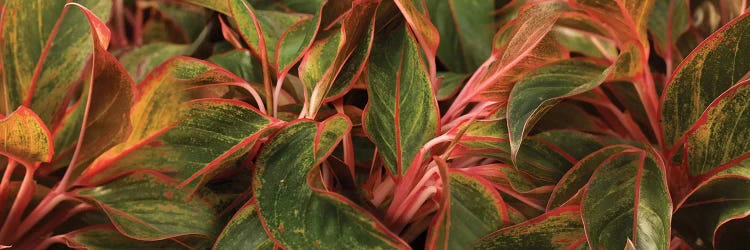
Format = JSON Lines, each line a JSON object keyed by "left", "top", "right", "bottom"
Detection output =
{"left": 272, "top": 74, "right": 287, "bottom": 118}
{"left": 133, "top": 0, "right": 143, "bottom": 45}
{"left": 0, "top": 167, "right": 35, "bottom": 243}
{"left": 14, "top": 203, "right": 94, "bottom": 248}
{"left": 13, "top": 193, "right": 69, "bottom": 241}
{"left": 0, "top": 160, "right": 18, "bottom": 226}
{"left": 35, "top": 235, "right": 66, "bottom": 250}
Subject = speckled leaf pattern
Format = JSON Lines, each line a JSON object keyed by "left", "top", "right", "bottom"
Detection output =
{"left": 62, "top": 226, "right": 187, "bottom": 250}
{"left": 661, "top": 12, "right": 750, "bottom": 147}
{"left": 0, "top": 107, "right": 53, "bottom": 165}
{"left": 507, "top": 60, "right": 610, "bottom": 161}
{"left": 673, "top": 160, "right": 750, "bottom": 249}
{"left": 684, "top": 80, "right": 750, "bottom": 176}
{"left": 471, "top": 206, "right": 587, "bottom": 249}
{"left": 393, "top": 0, "right": 439, "bottom": 58}
{"left": 214, "top": 200, "right": 274, "bottom": 250}
{"left": 569, "top": 0, "right": 653, "bottom": 46}
{"left": 427, "top": 171, "right": 522, "bottom": 250}
{"left": 76, "top": 172, "right": 219, "bottom": 240}
{"left": 81, "top": 58, "right": 276, "bottom": 185}
{"left": 254, "top": 115, "right": 409, "bottom": 249}
{"left": 582, "top": 151, "right": 671, "bottom": 250}
{"left": 0, "top": 0, "right": 111, "bottom": 125}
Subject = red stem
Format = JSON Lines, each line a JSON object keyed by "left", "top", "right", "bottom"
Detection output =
{"left": 0, "top": 159, "right": 18, "bottom": 226}
{"left": 13, "top": 203, "right": 94, "bottom": 249}
{"left": 0, "top": 167, "right": 35, "bottom": 243}
{"left": 13, "top": 192, "right": 70, "bottom": 241}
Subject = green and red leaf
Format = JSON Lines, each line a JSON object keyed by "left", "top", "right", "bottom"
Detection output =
{"left": 471, "top": 206, "right": 587, "bottom": 249}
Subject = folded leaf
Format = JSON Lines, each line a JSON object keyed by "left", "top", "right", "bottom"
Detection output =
{"left": 661, "top": 12, "right": 750, "bottom": 147}
{"left": 582, "top": 151, "right": 671, "bottom": 250}
{"left": 254, "top": 115, "right": 408, "bottom": 249}
{"left": 76, "top": 171, "right": 219, "bottom": 240}
{"left": 0, "top": 107, "right": 53, "bottom": 165}
{"left": 364, "top": 24, "right": 439, "bottom": 176}
{"left": 471, "top": 206, "right": 587, "bottom": 249}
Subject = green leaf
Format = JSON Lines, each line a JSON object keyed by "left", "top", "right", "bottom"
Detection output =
{"left": 254, "top": 115, "right": 408, "bottom": 249}
{"left": 427, "top": 171, "right": 522, "bottom": 249}
{"left": 661, "top": 12, "right": 750, "bottom": 147}
{"left": 62, "top": 226, "right": 187, "bottom": 250}
{"left": 684, "top": 80, "right": 750, "bottom": 176}
{"left": 471, "top": 206, "right": 587, "bottom": 249}
{"left": 214, "top": 200, "right": 274, "bottom": 250}
{"left": 363, "top": 24, "right": 439, "bottom": 176}
{"left": 425, "top": 0, "right": 495, "bottom": 72}
{"left": 0, "top": 0, "right": 111, "bottom": 125}
{"left": 76, "top": 171, "right": 219, "bottom": 240}
{"left": 569, "top": 0, "right": 653, "bottom": 47}
{"left": 507, "top": 60, "right": 610, "bottom": 161}
{"left": 0, "top": 106, "right": 52, "bottom": 165}
{"left": 582, "top": 151, "right": 671, "bottom": 250}
{"left": 393, "top": 0, "right": 439, "bottom": 58}
{"left": 208, "top": 49, "right": 264, "bottom": 85}
{"left": 673, "top": 160, "right": 750, "bottom": 249}
{"left": 301, "top": 0, "right": 377, "bottom": 117}
{"left": 80, "top": 58, "right": 277, "bottom": 185}
{"left": 548, "top": 145, "right": 638, "bottom": 210}
{"left": 647, "top": 0, "right": 690, "bottom": 59}
{"left": 120, "top": 43, "right": 188, "bottom": 83}
{"left": 436, "top": 72, "right": 467, "bottom": 101}
{"left": 181, "top": 0, "right": 230, "bottom": 14}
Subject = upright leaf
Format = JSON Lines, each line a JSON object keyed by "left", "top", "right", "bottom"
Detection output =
{"left": 76, "top": 172, "right": 219, "bottom": 240}
{"left": 393, "top": 0, "right": 439, "bottom": 61}
{"left": 254, "top": 115, "right": 408, "bottom": 249}
{"left": 427, "top": 171, "right": 522, "bottom": 249}
{"left": 647, "top": 0, "right": 690, "bottom": 60}
{"left": 661, "top": 12, "right": 750, "bottom": 147}
{"left": 582, "top": 151, "right": 671, "bottom": 250}
{"left": 363, "top": 25, "right": 439, "bottom": 176}
{"left": 425, "top": 0, "right": 495, "bottom": 72}
{"left": 471, "top": 206, "right": 587, "bottom": 249}
{"left": 0, "top": 107, "right": 52, "bottom": 165}
{"left": 0, "top": 0, "right": 111, "bottom": 124}
{"left": 507, "top": 60, "right": 610, "bottom": 161}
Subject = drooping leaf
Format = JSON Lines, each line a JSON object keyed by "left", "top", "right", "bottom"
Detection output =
{"left": 0, "top": 106, "right": 53, "bottom": 165}
{"left": 214, "top": 200, "right": 274, "bottom": 250}
{"left": 254, "top": 115, "right": 409, "bottom": 249}
{"left": 363, "top": 24, "right": 439, "bottom": 176}
{"left": 507, "top": 59, "right": 610, "bottom": 161}
{"left": 548, "top": 145, "right": 638, "bottom": 210}
{"left": 673, "top": 160, "right": 750, "bottom": 249}
{"left": 684, "top": 80, "right": 750, "bottom": 176}
{"left": 661, "top": 12, "right": 750, "bottom": 147}
{"left": 471, "top": 206, "right": 587, "bottom": 249}
{"left": 582, "top": 151, "right": 671, "bottom": 250}
{"left": 76, "top": 171, "right": 219, "bottom": 240}
{"left": 425, "top": 0, "right": 495, "bottom": 72}
{"left": 0, "top": 0, "right": 111, "bottom": 124}
{"left": 61, "top": 226, "right": 187, "bottom": 250}
{"left": 80, "top": 58, "right": 277, "bottom": 185}
{"left": 427, "top": 171, "right": 523, "bottom": 249}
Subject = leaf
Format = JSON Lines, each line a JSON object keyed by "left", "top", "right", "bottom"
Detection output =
{"left": 647, "top": 0, "right": 690, "bottom": 59}
{"left": 182, "top": 0, "right": 230, "bottom": 15}
{"left": 507, "top": 60, "right": 610, "bottom": 161}
{"left": 120, "top": 43, "right": 188, "bottom": 83}
{"left": 363, "top": 24, "right": 439, "bottom": 176}
{"left": 661, "top": 12, "right": 750, "bottom": 147}
{"left": 684, "top": 80, "right": 750, "bottom": 176}
{"left": 393, "top": 0, "right": 439, "bottom": 59}
{"left": 425, "top": 0, "right": 495, "bottom": 72}
{"left": 569, "top": 0, "right": 653, "bottom": 46}
{"left": 61, "top": 226, "right": 187, "bottom": 250}
{"left": 76, "top": 171, "right": 219, "bottom": 240}
{"left": 80, "top": 57, "right": 277, "bottom": 185}
{"left": 0, "top": 107, "right": 52, "bottom": 165}
{"left": 427, "top": 171, "right": 522, "bottom": 249}
{"left": 254, "top": 114, "right": 409, "bottom": 249}
{"left": 471, "top": 206, "right": 587, "bottom": 249}
{"left": 208, "top": 49, "right": 264, "bottom": 84}
{"left": 214, "top": 200, "right": 274, "bottom": 250}
{"left": 582, "top": 151, "right": 671, "bottom": 250}
{"left": 673, "top": 160, "right": 750, "bottom": 249}
{"left": 0, "top": 0, "right": 111, "bottom": 125}
{"left": 436, "top": 72, "right": 466, "bottom": 101}
{"left": 548, "top": 145, "right": 638, "bottom": 210}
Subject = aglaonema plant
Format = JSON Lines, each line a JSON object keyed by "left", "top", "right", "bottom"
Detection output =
{"left": 1, "top": 0, "right": 750, "bottom": 249}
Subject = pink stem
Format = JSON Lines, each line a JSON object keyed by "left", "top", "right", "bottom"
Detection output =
{"left": 0, "top": 167, "right": 35, "bottom": 243}
{"left": 13, "top": 193, "right": 70, "bottom": 241}
{"left": 0, "top": 160, "right": 18, "bottom": 226}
